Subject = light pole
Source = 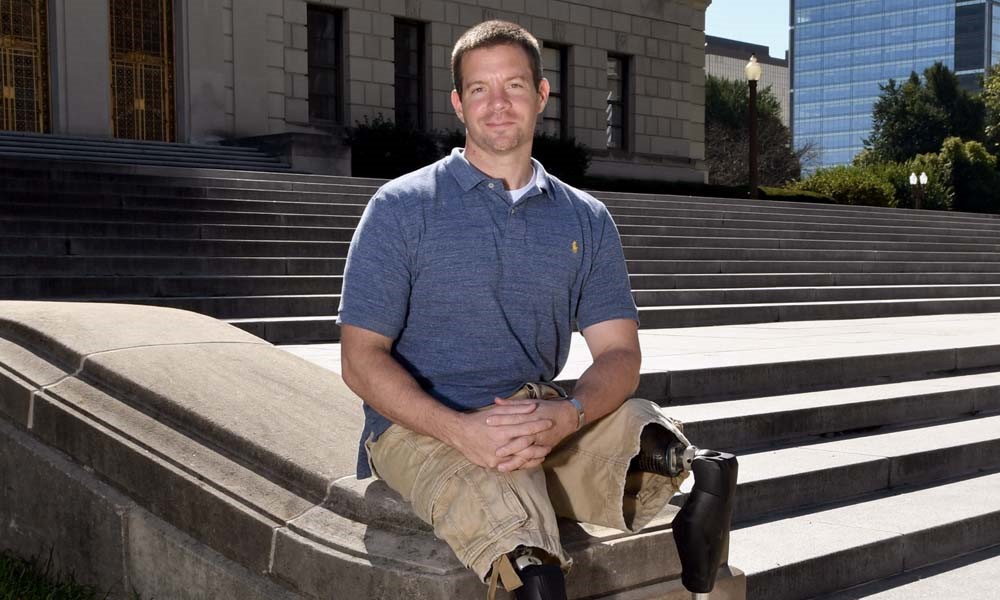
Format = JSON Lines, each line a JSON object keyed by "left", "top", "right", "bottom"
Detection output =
{"left": 909, "top": 171, "right": 928, "bottom": 209}
{"left": 745, "top": 54, "right": 762, "bottom": 199}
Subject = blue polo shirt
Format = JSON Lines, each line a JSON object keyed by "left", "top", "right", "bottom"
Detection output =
{"left": 338, "top": 148, "right": 638, "bottom": 477}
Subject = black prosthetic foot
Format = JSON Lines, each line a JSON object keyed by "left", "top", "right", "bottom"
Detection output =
{"left": 503, "top": 547, "right": 567, "bottom": 600}
{"left": 672, "top": 449, "right": 739, "bottom": 595}
{"left": 513, "top": 563, "right": 566, "bottom": 600}
{"left": 629, "top": 424, "right": 689, "bottom": 478}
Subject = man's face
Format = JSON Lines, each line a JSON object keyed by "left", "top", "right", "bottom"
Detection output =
{"left": 451, "top": 44, "right": 549, "bottom": 158}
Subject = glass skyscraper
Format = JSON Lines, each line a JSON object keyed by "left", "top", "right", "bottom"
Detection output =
{"left": 792, "top": 0, "right": 1000, "bottom": 168}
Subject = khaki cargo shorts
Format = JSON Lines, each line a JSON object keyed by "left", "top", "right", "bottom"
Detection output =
{"left": 366, "top": 386, "right": 690, "bottom": 584}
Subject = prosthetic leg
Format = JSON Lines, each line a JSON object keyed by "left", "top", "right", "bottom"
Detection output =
{"left": 631, "top": 426, "right": 739, "bottom": 600}
{"left": 489, "top": 546, "right": 567, "bottom": 600}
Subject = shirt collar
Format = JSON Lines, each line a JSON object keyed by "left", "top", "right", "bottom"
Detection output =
{"left": 445, "top": 147, "right": 553, "bottom": 196}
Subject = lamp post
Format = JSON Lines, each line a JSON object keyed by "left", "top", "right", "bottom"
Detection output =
{"left": 745, "top": 54, "right": 762, "bottom": 199}
{"left": 909, "top": 171, "right": 928, "bottom": 209}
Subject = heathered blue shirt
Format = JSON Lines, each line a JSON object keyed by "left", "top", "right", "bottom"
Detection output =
{"left": 338, "top": 148, "right": 638, "bottom": 478}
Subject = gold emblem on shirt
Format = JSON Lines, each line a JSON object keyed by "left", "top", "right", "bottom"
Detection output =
{"left": 572, "top": 240, "right": 579, "bottom": 254}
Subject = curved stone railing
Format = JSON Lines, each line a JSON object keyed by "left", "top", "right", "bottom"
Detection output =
{"left": 0, "top": 301, "right": 743, "bottom": 599}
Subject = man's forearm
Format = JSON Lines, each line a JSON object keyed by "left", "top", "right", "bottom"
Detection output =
{"left": 569, "top": 346, "right": 641, "bottom": 426}
{"left": 341, "top": 342, "right": 460, "bottom": 443}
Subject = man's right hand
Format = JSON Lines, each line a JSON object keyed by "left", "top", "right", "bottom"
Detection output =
{"left": 442, "top": 401, "right": 554, "bottom": 470}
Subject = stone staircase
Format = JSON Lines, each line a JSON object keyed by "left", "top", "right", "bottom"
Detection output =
{"left": 0, "top": 131, "right": 291, "bottom": 171}
{"left": 5, "top": 159, "right": 1000, "bottom": 343}
{"left": 3, "top": 159, "right": 1000, "bottom": 598}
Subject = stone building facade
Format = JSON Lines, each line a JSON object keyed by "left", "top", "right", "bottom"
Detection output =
{"left": 2, "top": 0, "right": 710, "bottom": 181}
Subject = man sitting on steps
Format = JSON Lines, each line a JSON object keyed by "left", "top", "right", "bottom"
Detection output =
{"left": 338, "top": 20, "right": 696, "bottom": 600}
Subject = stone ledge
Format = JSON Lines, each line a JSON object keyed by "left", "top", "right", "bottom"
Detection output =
{"left": 0, "top": 301, "right": 745, "bottom": 599}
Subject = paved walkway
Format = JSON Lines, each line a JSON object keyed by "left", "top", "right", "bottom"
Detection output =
{"left": 280, "top": 312, "right": 1000, "bottom": 378}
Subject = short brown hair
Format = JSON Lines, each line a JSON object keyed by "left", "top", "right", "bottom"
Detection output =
{"left": 451, "top": 20, "right": 543, "bottom": 98}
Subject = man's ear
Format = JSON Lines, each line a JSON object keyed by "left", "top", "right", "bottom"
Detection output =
{"left": 451, "top": 89, "right": 465, "bottom": 123}
{"left": 536, "top": 78, "right": 551, "bottom": 115}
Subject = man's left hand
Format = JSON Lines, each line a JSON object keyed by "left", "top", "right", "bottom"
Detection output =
{"left": 487, "top": 397, "right": 580, "bottom": 471}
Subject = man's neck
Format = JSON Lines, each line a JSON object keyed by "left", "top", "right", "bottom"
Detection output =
{"left": 463, "top": 145, "right": 535, "bottom": 190}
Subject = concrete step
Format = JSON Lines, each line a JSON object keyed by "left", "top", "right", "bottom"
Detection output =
{"left": 627, "top": 272, "right": 1000, "bottom": 289}
{"left": 1, "top": 256, "right": 344, "bottom": 276}
{"left": 0, "top": 168, "right": 378, "bottom": 201}
{"left": 13, "top": 237, "right": 350, "bottom": 258}
{"left": 592, "top": 188, "right": 1000, "bottom": 225}
{"left": 0, "top": 148, "right": 292, "bottom": 172}
{"left": 729, "top": 470, "right": 1000, "bottom": 600}
{"left": 614, "top": 212, "right": 1000, "bottom": 239}
{"left": 553, "top": 316, "right": 1000, "bottom": 403}
{"left": 727, "top": 413, "right": 1000, "bottom": 523}
{"left": 0, "top": 155, "right": 388, "bottom": 187}
{"left": 1, "top": 182, "right": 369, "bottom": 205}
{"left": 616, "top": 221, "right": 999, "bottom": 246}
{"left": 637, "top": 297, "right": 1000, "bottom": 328}
{"left": 670, "top": 371, "right": 1000, "bottom": 452}
{"left": 0, "top": 275, "right": 342, "bottom": 299}
{"left": 0, "top": 203, "right": 359, "bottom": 228}
{"left": 601, "top": 198, "right": 1000, "bottom": 233}
{"left": 95, "top": 294, "right": 341, "bottom": 320}
{"left": 0, "top": 219, "right": 356, "bottom": 242}
{"left": 623, "top": 246, "right": 1000, "bottom": 264}
{"left": 0, "top": 190, "right": 369, "bottom": 216}
{"left": 633, "top": 284, "right": 1000, "bottom": 306}
{"left": 815, "top": 544, "right": 1000, "bottom": 599}
{"left": 621, "top": 233, "right": 1000, "bottom": 253}
{"left": 627, "top": 259, "right": 1000, "bottom": 274}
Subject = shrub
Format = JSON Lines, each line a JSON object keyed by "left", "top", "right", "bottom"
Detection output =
{"left": 939, "top": 137, "right": 999, "bottom": 213}
{"left": 791, "top": 165, "right": 897, "bottom": 207}
{"left": 347, "top": 114, "right": 441, "bottom": 178}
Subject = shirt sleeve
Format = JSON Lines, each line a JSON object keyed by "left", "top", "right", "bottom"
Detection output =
{"left": 575, "top": 205, "right": 639, "bottom": 331}
{"left": 336, "top": 192, "right": 413, "bottom": 339}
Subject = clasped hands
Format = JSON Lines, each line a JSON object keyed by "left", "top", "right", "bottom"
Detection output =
{"left": 447, "top": 397, "right": 580, "bottom": 473}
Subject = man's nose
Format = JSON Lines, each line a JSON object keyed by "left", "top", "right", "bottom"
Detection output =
{"left": 489, "top": 88, "right": 511, "bottom": 111}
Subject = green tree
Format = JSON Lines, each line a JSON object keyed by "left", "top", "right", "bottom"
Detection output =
{"left": 864, "top": 63, "right": 984, "bottom": 163}
{"left": 980, "top": 65, "right": 1000, "bottom": 154}
{"left": 704, "top": 75, "right": 810, "bottom": 187}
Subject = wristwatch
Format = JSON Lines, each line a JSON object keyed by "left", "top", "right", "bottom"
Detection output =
{"left": 566, "top": 397, "right": 585, "bottom": 430}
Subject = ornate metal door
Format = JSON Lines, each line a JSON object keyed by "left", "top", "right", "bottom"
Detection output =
{"left": 0, "top": 0, "right": 49, "bottom": 133}
{"left": 109, "top": 0, "right": 174, "bottom": 141}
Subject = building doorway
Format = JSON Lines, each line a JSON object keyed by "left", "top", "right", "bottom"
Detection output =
{"left": 0, "top": 0, "right": 49, "bottom": 133}
{"left": 109, "top": 0, "right": 174, "bottom": 141}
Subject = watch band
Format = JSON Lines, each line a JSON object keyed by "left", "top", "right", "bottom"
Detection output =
{"left": 566, "top": 397, "right": 585, "bottom": 430}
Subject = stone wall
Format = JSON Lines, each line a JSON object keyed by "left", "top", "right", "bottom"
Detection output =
{"left": 221, "top": 0, "right": 710, "bottom": 181}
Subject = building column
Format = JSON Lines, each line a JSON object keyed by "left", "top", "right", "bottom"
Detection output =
{"left": 174, "top": 0, "right": 227, "bottom": 142}
{"left": 231, "top": 0, "right": 271, "bottom": 136}
{"left": 49, "top": 0, "right": 112, "bottom": 138}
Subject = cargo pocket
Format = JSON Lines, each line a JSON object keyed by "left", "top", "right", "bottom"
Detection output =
{"left": 427, "top": 463, "right": 530, "bottom": 568}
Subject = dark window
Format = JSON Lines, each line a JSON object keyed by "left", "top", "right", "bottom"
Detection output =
{"left": 394, "top": 19, "right": 425, "bottom": 129}
{"left": 606, "top": 54, "right": 628, "bottom": 150}
{"left": 307, "top": 6, "right": 343, "bottom": 124}
{"left": 539, "top": 43, "right": 568, "bottom": 138}
{"left": 955, "top": 3, "right": 986, "bottom": 72}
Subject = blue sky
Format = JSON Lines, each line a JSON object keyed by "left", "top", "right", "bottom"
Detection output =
{"left": 705, "top": 0, "right": 790, "bottom": 58}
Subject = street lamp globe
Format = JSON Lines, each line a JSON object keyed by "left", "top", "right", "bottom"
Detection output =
{"left": 919, "top": 172, "right": 928, "bottom": 185}
{"left": 745, "top": 54, "right": 762, "bottom": 82}
{"left": 909, "top": 172, "right": 918, "bottom": 186}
